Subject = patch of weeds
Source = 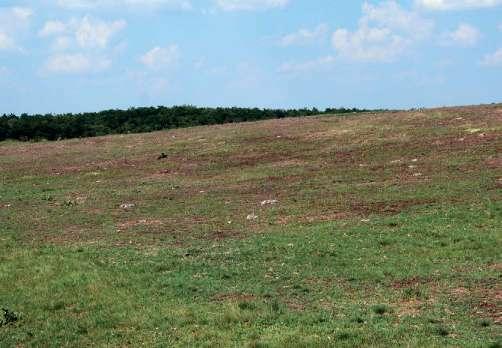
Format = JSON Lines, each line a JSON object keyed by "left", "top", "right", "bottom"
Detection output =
{"left": 154, "top": 264, "right": 170, "bottom": 273}
{"left": 403, "top": 287, "right": 423, "bottom": 299}
{"left": 247, "top": 339, "right": 269, "bottom": 348}
{"left": 434, "top": 325, "right": 450, "bottom": 337}
{"left": 484, "top": 197, "right": 500, "bottom": 219}
{"left": 350, "top": 315, "right": 365, "bottom": 324}
{"left": 292, "top": 283, "right": 310, "bottom": 294}
{"left": 0, "top": 308, "right": 19, "bottom": 327}
{"left": 238, "top": 301, "right": 257, "bottom": 311}
{"left": 336, "top": 331, "right": 355, "bottom": 341}
{"left": 478, "top": 319, "right": 492, "bottom": 327}
{"left": 44, "top": 301, "right": 65, "bottom": 311}
{"left": 222, "top": 306, "right": 242, "bottom": 324}
{"left": 379, "top": 239, "right": 392, "bottom": 247}
{"left": 41, "top": 194, "right": 55, "bottom": 202}
{"left": 77, "top": 325, "right": 88, "bottom": 335}
{"left": 372, "top": 304, "right": 391, "bottom": 316}
{"left": 488, "top": 341, "right": 501, "bottom": 348}
{"left": 270, "top": 300, "right": 281, "bottom": 313}
{"left": 64, "top": 200, "right": 76, "bottom": 207}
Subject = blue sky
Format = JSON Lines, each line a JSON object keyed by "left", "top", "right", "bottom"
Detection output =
{"left": 0, "top": 0, "right": 501, "bottom": 114}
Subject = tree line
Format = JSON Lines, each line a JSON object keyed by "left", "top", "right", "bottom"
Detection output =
{"left": 0, "top": 105, "right": 374, "bottom": 142}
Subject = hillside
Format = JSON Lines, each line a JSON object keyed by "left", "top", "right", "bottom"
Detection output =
{"left": 0, "top": 104, "right": 501, "bottom": 346}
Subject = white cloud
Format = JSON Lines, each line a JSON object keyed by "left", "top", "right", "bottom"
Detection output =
{"left": 0, "top": 7, "right": 32, "bottom": 51}
{"left": 416, "top": 0, "right": 502, "bottom": 10}
{"left": 140, "top": 45, "right": 180, "bottom": 69}
{"left": 278, "top": 56, "right": 336, "bottom": 74}
{"left": 39, "top": 17, "right": 126, "bottom": 50}
{"left": 216, "top": 0, "right": 288, "bottom": 11}
{"left": 12, "top": 7, "right": 33, "bottom": 20}
{"left": 39, "top": 17, "right": 125, "bottom": 74}
{"left": 75, "top": 17, "right": 126, "bottom": 49}
{"left": 0, "top": 32, "right": 15, "bottom": 50}
{"left": 360, "top": 1, "right": 433, "bottom": 39}
{"left": 332, "top": 1, "right": 433, "bottom": 62}
{"left": 51, "top": 36, "right": 73, "bottom": 51}
{"left": 279, "top": 24, "right": 329, "bottom": 46}
{"left": 39, "top": 21, "right": 67, "bottom": 37}
{"left": 440, "top": 23, "right": 480, "bottom": 46}
{"left": 56, "top": 0, "right": 192, "bottom": 10}
{"left": 44, "top": 53, "right": 111, "bottom": 74}
{"left": 481, "top": 48, "right": 502, "bottom": 67}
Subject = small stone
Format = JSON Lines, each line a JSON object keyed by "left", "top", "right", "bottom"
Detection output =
{"left": 120, "top": 203, "right": 135, "bottom": 209}
{"left": 247, "top": 214, "right": 258, "bottom": 221}
{"left": 261, "top": 199, "right": 278, "bottom": 206}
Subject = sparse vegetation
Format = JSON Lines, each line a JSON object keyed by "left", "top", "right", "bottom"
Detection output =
{"left": 0, "top": 104, "right": 500, "bottom": 346}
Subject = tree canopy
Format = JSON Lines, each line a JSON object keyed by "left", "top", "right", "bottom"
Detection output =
{"left": 0, "top": 105, "right": 375, "bottom": 142}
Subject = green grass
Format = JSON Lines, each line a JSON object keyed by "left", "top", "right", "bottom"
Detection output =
{"left": 0, "top": 105, "right": 501, "bottom": 346}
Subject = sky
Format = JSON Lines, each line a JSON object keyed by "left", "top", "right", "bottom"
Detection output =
{"left": 0, "top": 0, "right": 501, "bottom": 114}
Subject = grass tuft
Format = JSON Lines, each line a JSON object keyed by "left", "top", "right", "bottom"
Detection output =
{"left": 372, "top": 304, "right": 391, "bottom": 316}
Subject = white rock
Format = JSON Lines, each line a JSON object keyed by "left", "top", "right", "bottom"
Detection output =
{"left": 247, "top": 214, "right": 258, "bottom": 221}
{"left": 261, "top": 199, "right": 278, "bottom": 206}
{"left": 120, "top": 203, "right": 135, "bottom": 209}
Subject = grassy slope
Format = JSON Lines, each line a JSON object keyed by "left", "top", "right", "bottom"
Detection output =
{"left": 0, "top": 105, "right": 501, "bottom": 347}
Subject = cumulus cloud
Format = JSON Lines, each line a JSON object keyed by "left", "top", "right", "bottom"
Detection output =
{"left": 440, "top": 23, "right": 481, "bottom": 46}
{"left": 40, "top": 16, "right": 126, "bottom": 74}
{"left": 481, "top": 48, "right": 502, "bottom": 66}
{"left": 39, "top": 21, "right": 67, "bottom": 37}
{"left": 39, "top": 17, "right": 126, "bottom": 49}
{"left": 415, "top": 0, "right": 502, "bottom": 10}
{"left": 0, "top": 7, "right": 33, "bottom": 51}
{"left": 215, "top": 0, "right": 288, "bottom": 11}
{"left": 279, "top": 24, "right": 329, "bottom": 46}
{"left": 56, "top": 0, "right": 192, "bottom": 10}
{"left": 140, "top": 45, "right": 180, "bottom": 70}
{"left": 44, "top": 53, "right": 111, "bottom": 74}
{"left": 75, "top": 18, "right": 126, "bottom": 49}
{"left": 332, "top": 1, "right": 433, "bottom": 62}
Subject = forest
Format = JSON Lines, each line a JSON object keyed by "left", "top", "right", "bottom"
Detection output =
{"left": 0, "top": 106, "right": 372, "bottom": 141}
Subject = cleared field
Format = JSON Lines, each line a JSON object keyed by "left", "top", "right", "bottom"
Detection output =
{"left": 0, "top": 105, "right": 501, "bottom": 347}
